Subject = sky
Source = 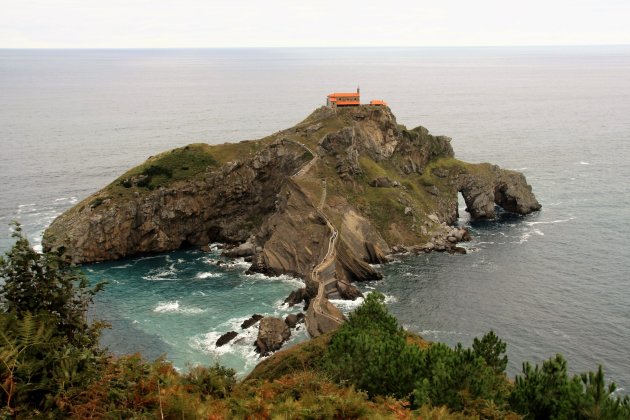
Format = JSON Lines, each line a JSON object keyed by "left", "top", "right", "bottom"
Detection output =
{"left": 1, "top": 0, "right": 629, "bottom": 48}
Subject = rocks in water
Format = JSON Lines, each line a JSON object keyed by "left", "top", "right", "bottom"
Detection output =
{"left": 450, "top": 246, "right": 467, "bottom": 255}
{"left": 284, "top": 288, "right": 308, "bottom": 307}
{"left": 216, "top": 331, "right": 238, "bottom": 347}
{"left": 241, "top": 314, "right": 264, "bottom": 329}
{"left": 222, "top": 240, "right": 255, "bottom": 258}
{"left": 364, "top": 242, "right": 389, "bottom": 264}
{"left": 457, "top": 164, "right": 541, "bottom": 219}
{"left": 284, "top": 313, "right": 305, "bottom": 328}
{"left": 337, "top": 281, "right": 363, "bottom": 300}
{"left": 255, "top": 317, "right": 291, "bottom": 356}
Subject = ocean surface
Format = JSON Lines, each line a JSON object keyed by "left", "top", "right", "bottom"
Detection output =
{"left": 1, "top": 47, "right": 629, "bottom": 389}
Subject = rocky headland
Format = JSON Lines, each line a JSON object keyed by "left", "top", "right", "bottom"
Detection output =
{"left": 43, "top": 105, "right": 540, "bottom": 347}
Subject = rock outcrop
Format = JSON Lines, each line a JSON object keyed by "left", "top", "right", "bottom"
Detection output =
{"left": 216, "top": 331, "right": 238, "bottom": 347}
{"left": 255, "top": 317, "right": 291, "bottom": 356}
{"left": 43, "top": 105, "right": 541, "bottom": 337}
{"left": 241, "top": 314, "right": 264, "bottom": 329}
{"left": 43, "top": 141, "right": 310, "bottom": 264}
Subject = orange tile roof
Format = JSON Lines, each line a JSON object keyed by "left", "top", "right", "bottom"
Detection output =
{"left": 328, "top": 92, "right": 360, "bottom": 98}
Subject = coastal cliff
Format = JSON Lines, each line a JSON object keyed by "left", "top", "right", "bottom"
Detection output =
{"left": 43, "top": 105, "right": 540, "bottom": 335}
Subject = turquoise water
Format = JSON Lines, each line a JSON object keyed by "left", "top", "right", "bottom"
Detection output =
{"left": 1, "top": 47, "right": 629, "bottom": 388}
{"left": 85, "top": 247, "right": 309, "bottom": 373}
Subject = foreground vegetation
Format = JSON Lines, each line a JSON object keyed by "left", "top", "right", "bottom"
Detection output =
{"left": 1, "top": 226, "right": 629, "bottom": 418}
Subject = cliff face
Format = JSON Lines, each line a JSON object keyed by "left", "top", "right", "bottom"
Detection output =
{"left": 44, "top": 105, "right": 540, "bottom": 333}
{"left": 43, "top": 141, "right": 310, "bottom": 263}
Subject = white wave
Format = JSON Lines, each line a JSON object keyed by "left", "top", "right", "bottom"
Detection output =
{"left": 18, "top": 203, "right": 36, "bottom": 208}
{"left": 142, "top": 263, "right": 178, "bottom": 281}
{"left": 54, "top": 197, "right": 68, "bottom": 202}
{"left": 330, "top": 297, "right": 364, "bottom": 314}
{"left": 417, "top": 329, "right": 469, "bottom": 337}
{"left": 247, "top": 272, "right": 303, "bottom": 287}
{"left": 533, "top": 228, "right": 544, "bottom": 236}
{"left": 190, "top": 321, "right": 309, "bottom": 375}
{"left": 196, "top": 272, "right": 221, "bottom": 279}
{"left": 220, "top": 258, "right": 251, "bottom": 270}
{"left": 69, "top": 197, "right": 78, "bottom": 204}
{"left": 112, "top": 263, "right": 133, "bottom": 269}
{"left": 384, "top": 294, "right": 398, "bottom": 304}
{"left": 579, "top": 161, "right": 590, "bottom": 165}
{"left": 192, "top": 291, "right": 207, "bottom": 297}
{"left": 511, "top": 231, "right": 531, "bottom": 244}
{"left": 32, "top": 244, "right": 43, "bottom": 253}
{"left": 153, "top": 301, "right": 180, "bottom": 313}
{"left": 525, "top": 217, "right": 575, "bottom": 226}
{"left": 153, "top": 301, "right": 205, "bottom": 315}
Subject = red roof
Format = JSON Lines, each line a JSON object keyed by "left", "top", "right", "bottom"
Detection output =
{"left": 328, "top": 92, "right": 360, "bottom": 98}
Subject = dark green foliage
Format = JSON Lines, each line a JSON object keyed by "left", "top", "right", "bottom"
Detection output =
{"left": 0, "top": 223, "right": 104, "bottom": 346}
{"left": 120, "top": 178, "right": 132, "bottom": 188}
{"left": 325, "top": 292, "right": 509, "bottom": 410}
{"left": 412, "top": 342, "right": 508, "bottom": 411}
{"left": 510, "top": 354, "right": 630, "bottom": 419}
{"left": 183, "top": 363, "right": 237, "bottom": 399}
{"left": 89, "top": 197, "right": 104, "bottom": 208}
{"left": 301, "top": 150, "right": 314, "bottom": 161}
{"left": 325, "top": 292, "right": 423, "bottom": 398}
{"left": 0, "top": 223, "right": 106, "bottom": 415}
{"left": 136, "top": 175, "right": 151, "bottom": 188}
{"left": 473, "top": 330, "right": 508, "bottom": 374}
{"left": 141, "top": 164, "right": 173, "bottom": 178}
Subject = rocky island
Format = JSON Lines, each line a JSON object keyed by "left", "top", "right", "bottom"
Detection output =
{"left": 43, "top": 105, "right": 540, "bottom": 343}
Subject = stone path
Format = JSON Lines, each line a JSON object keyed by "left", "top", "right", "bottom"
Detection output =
{"left": 288, "top": 140, "right": 344, "bottom": 334}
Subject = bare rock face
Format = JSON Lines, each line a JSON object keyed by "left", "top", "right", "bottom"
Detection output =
{"left": 284, "top": 313, "right": 305, "bottom": 328}
{"left": 457, "top": 164, "right": 541, "bottom": 219}
{"left": 241, "top": 314, "right": 264, "bottom": 329}
{"left": 216, "top": 331, "right": 238, "bottom": 347}
{"left": 255, "top": 317, "right": 291, "bottom": 356}
{"left": 42, "top": 104, "right": 541, "bottom": 339}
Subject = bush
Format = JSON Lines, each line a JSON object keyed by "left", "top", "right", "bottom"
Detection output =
{"left": 510, "top": 354, "right": 630, "bottom": 419}
{"left": 0, "top": 223, "right": 106, "bottom": 416}
{"left": 184, "top": 363, "right": 237, "bottom": 399}
{"left": 141, "top": 164, "right": 173, "bottom": 178}
{"left": 325, "top": 292, "right": 511, "bottom": 412}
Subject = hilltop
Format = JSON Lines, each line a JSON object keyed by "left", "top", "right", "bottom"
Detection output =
{"left": 43, "top": 105, "right": 540, "bottom": 336}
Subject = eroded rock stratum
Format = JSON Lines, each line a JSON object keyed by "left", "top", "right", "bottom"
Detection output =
{"left": 44, "top": 106, "right": 540, "bottom": 335}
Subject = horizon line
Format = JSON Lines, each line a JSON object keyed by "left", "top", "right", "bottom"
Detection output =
{"left": 1, "top": 43, "right": 630, "bottom": 50}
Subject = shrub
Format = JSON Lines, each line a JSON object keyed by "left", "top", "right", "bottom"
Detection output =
{"left": 0, "top": 223, "right": 106, "bottom": 416}
{"left": 141, "top": 164, "right": 173, "bottom": 178}
{"left": 184, "top": 363, "right": 237, "bottom": 399}
{"left": 509, "top": 354, "right": 630, "bottom": 419}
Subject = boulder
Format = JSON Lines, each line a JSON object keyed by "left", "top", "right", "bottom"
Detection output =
{"left": 337, "top": 281, "right": 363, "bottom": 300}
{"left": 216, "top": 331, "right": 238, "bottom": 347}
{"left": 285, "top": 313, "right": 305, "bottom": 328}
{"left": 255, "top": 317, "right": 291, "bottom": 356}
{"left": 222, "top": 241, "right": 255, "bottom": 258}
{"left": 241, "top": 314, "right": 264, "bottom": 329}
{"left": 284, "top": 288, "right": 308, "bottom": 307}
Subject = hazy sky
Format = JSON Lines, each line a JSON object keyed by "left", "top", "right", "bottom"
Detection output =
{"left": 2, "top": 0, "right": 629, "bottom": 48}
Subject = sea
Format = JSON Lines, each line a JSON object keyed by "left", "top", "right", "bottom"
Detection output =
{"left": 1, "top": 47, "right": 629, "bottom": 390}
